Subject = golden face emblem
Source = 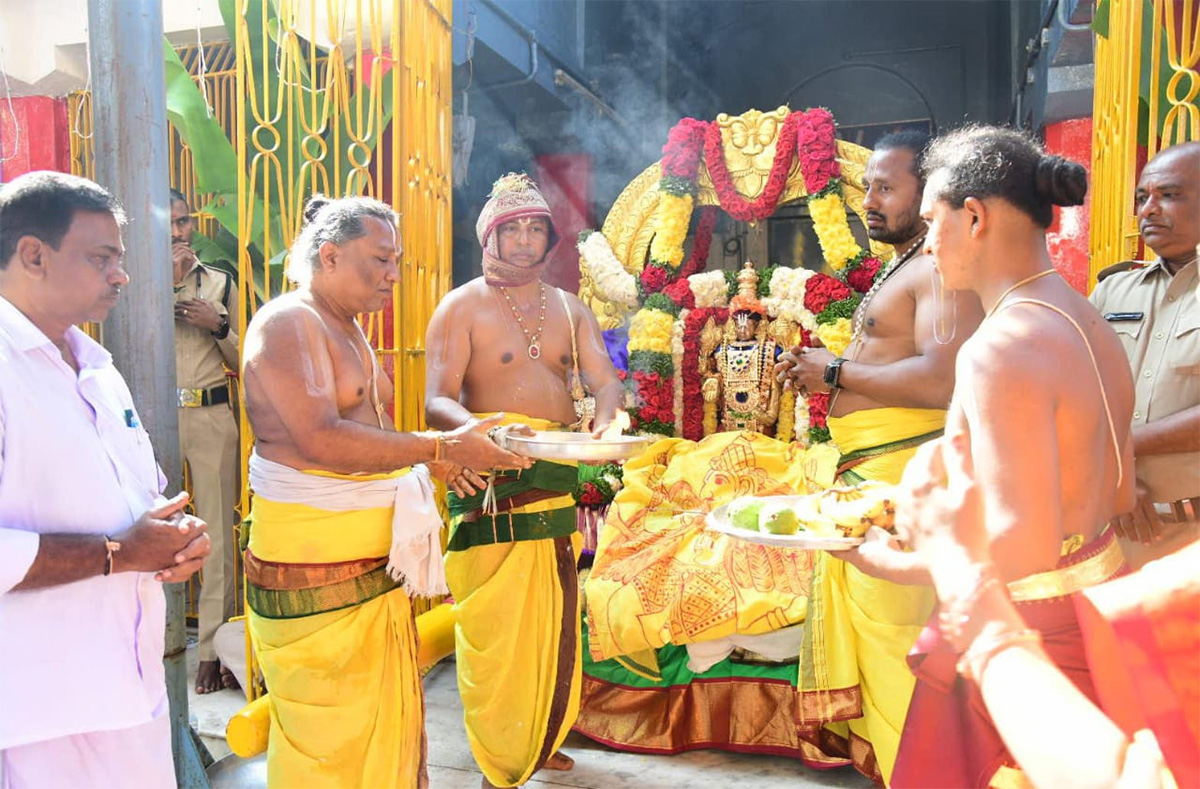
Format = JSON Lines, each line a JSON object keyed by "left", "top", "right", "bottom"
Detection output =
{"left": 713, "top": 106, "right": 792, "bottom": 199}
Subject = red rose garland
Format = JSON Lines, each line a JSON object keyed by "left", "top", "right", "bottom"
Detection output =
{"left": 802, "top": 273, "right": 853, "bottom": 314}
{"left": 678, "top": 207, "right": 718, "bottom": 279}
{"left": 662, "top": 118, "right": 708, "bottom": 179}
{"left": 663, "top": 278, "right": 695, "bottom": 311}
{"left": 703, "top": 112, "right": 801, "bottom": 224}
{"left": 681, "top": 307, "right": 728, "bottom": 440}
{"left": 796, "top": 108, "right": 841, "bottom": 194}
{"left": 846, "top": 256, "right": 883, "bottom": 293}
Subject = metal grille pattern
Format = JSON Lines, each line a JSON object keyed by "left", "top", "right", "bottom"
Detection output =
{"left": 1090, "top": 0, "right": 1199, "bottom": 283}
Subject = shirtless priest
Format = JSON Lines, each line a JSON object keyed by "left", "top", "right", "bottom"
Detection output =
{"left": 424, "top": 173, "right": 624, "bottom": 788}
{"left": 773, "top": 131, "right": 984, "bottom": 783}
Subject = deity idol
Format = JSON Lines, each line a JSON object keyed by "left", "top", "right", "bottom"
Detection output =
{"left": 703, "top": 263, "right": 784, "bottom": 436}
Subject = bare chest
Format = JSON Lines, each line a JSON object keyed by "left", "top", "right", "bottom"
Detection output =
{"left": 327, "top": 328, "right": 393, "bottom": 422}
{"left": 853, "top": 269, "right": 919, "bottom": 350}
{"left": 470, "top": 296, "right": 576, "bottom": 375}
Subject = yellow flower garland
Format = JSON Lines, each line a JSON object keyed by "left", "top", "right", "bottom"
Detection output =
{"left": 808, "top": 192, "right": 862, "bottom": 271}
{"left": 776, "top": 388, "right": 796, "bottom": 442}
{"left": 649, "top": 192, "right": 694, "bottom": 268}
{"left": 628, "top": 309, "right": 676, "bottom": 354}
{"left": 815, "top": 317, "right": 853, "bottom": 357}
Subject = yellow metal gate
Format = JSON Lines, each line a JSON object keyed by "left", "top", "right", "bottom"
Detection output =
{"left": 1090, "top": 0, "right": 1199, "bottom": 283}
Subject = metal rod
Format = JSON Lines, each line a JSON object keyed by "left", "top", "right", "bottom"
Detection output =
{"left": 85, "top": 0, "right": 209, "bottom": 785}
{"left": 476, "top": 32, "right": 539, "bottom": 92}
{"left": 553, "top": 68, "right": 631, "bottom": 131}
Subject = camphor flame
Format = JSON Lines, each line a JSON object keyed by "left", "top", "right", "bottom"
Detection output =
{"left": 599, "top": 409, "right": 631, "bottom": 441}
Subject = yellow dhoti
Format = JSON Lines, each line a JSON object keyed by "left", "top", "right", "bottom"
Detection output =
{"left": 445, "top": 415, "right": 582, "bottom": 788}
{"left": 801, "top": 407, "right": 944, "bottom": 784}
{"left": 245, "top": 464, "right": 427, "bottom": 789}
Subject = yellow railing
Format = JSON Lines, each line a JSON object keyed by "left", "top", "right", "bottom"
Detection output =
{"left": 70, "top": 3, "right": 453, "bottom": 690}
{"left": 1090, "top": 0, "right": 1200, "bottom": 285}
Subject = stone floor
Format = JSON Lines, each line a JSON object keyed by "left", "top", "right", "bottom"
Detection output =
{"left": 188, "top": 639, "right": 873, "bottom": 788}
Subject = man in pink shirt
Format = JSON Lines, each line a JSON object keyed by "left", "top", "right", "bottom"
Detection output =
{"left": 0, "top": 172, "right": 212, "bottom": 787}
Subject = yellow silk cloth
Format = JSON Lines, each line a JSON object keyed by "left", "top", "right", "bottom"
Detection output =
{"left": 585, "top": 430, "right": 839, "bottom": 662}
{"left": 805, "top": 407, "right": 944, "bottom": 785}
{"left": 246, "top": 479, "right": 426, "bottom": 789}
{"left": 444, "top": 412, "right": 581, "bottom": 788}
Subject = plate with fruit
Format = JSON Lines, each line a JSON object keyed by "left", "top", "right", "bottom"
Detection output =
{"left": 705, "top": 481, "right": 897, "bottom": 551}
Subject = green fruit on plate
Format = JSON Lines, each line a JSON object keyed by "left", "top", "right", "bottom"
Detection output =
{"left": 759, "top": 503, "right": 801, "bottom": 535}
{"left": 727, "top": 498, "right": 765, "bottom": 531}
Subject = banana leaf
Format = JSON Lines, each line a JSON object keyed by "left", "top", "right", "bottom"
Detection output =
{"left": 163, "top": 0, "right": 398, "bottom": 300}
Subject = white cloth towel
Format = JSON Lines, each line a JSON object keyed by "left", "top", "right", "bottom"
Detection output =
{"left": 683, "top": 625, "right": 806, "bottom": 674}
{"left": 248, "top": 452, "right": 448, "bottom": 597}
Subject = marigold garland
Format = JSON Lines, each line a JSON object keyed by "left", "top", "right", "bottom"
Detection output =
{"left": 814, "top": 317, "right": 853, "bottom": 357}
{"left": 628, "top": 309, "right": 675, "bottom": 353}
{"left": 649, "top": 192, "right": 694, "bottom": 269}
{"left": 777, "top": 388, "right": 797, "bottom": 443}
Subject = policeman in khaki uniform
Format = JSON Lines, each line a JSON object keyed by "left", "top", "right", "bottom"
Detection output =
{"left": 169, "top": 189, "right": 240, "bottom": 693}
{"left": 1090, "top": 142, "right": 1200, "bottom": 569}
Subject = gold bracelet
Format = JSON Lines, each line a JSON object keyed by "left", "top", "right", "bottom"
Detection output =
{"left": 433, "top": 433, "right": 446, "bottom": 463}
{"left": 103, "top": 535, "right": 121, "bottom": 576}
{"left": 957, "top": 627, "right": 1043, "bottom": 684}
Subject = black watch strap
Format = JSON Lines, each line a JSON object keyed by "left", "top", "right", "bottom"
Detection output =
{"left": 824, "top": 357, "right": 846, "bottom": 389}
{"left": 212, "top": 316, "right": 231, "bottom": 340}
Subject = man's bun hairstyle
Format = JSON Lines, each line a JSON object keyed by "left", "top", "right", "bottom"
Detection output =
{"left": 923, "top": 125, "right": 1088, "bottom": 228}
{"left": 1034, "top": 154, "right": 1088, "bottom": 208}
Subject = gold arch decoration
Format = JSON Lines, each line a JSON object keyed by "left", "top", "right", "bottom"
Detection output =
{"left": 582, "top": 106, "right": 886, "bottom": 330}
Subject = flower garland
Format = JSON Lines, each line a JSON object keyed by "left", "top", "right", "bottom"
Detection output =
{"left": 579, "top": 230, "right": 639, "bottom": 308}
{"left": 574, "top": 462, "right": 624, "bottom": 508}
{"left": 794, "top": 108, "right": 883, "bottom": 280}
{"left": 703, "top": 112, "right": 801, "bottom": 224}
{"left": 793, "top": 388, "right": 812, "bottom": 446}
{"left": 777, "top": 387, "right": 797, "bottom": 442}
{"left": 807, "top": 391, "right": 831, "bottom": 444}
{"left": 617, "top": 107, "right": 900, "bottom": 443}
{"left": 627, "top": 303, "right": 676, "bottom": 435}
{"left": 680, "top": 307, "right": 728, "bottom": 440}
{"left": 642, "top": 119, "right": 710, "bottom": 291}
{"left": 672, "top": 312, "right": 686, "bottom": 436}
{"left": 689, "top": 270, "right": 730, "bottom": 309}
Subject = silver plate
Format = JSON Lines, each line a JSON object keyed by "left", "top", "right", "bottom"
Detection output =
{"left": 506, "top": 431, "right": 650, "bottom": 462}
{"left": 706, "top": 495, "right": 864, "bottom": 551}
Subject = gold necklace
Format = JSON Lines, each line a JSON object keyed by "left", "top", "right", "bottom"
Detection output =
{"left": 849, "top": 235, "right": 926, "bottom": 348}
{"left": 986, "top": 269, "right": 1058, "bottom": 317}
{"left": 499, "top": 283, "right": 548, "bottom": 359}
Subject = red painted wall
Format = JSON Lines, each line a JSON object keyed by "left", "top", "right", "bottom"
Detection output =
{"left": 1044, "top": 118, "right": 1093, "bottom": 295}
{"left": 536, "top": 154, "right": 593, "bottom": 295}
{"left": 0, "top": 96, "right": 71, "bottom": 181}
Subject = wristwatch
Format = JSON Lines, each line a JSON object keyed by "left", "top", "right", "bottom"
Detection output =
{"left": 212, "top": 316, "right": 231, "bottom": 340}
{"left": 823, "top": 357, "right": 846, "bottom": 389}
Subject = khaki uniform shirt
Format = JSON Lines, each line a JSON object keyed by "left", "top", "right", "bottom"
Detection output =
{"left": 1090, "top": 259, "right": 1200, "bottom": 503}
{"left": 174, "top": 263, "right": 239, "bottom": 391}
